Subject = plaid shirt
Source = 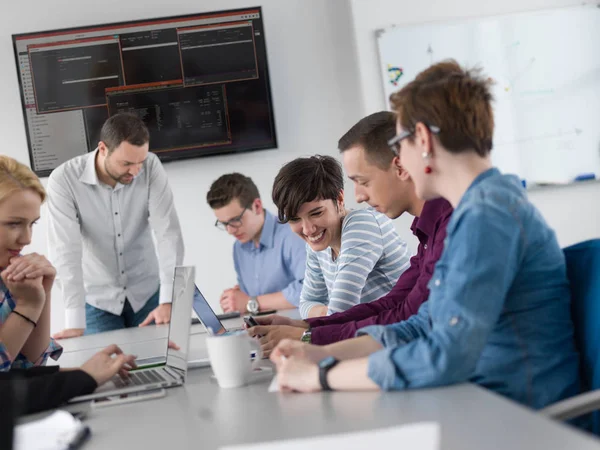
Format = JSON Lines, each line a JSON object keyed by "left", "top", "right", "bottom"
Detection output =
{"left": 0, "top": 278, "right": 62, "bottom": 371}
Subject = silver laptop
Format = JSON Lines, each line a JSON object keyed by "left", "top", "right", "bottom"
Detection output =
{"left": 69, "top": 266, "right": 195, "bottom": 402}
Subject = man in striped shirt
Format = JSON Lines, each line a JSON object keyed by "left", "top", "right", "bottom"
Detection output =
{"left": 271, "top": 155, "right": 410, "bottom": 320}
{"left": 249, "top": 112, "right": 452, "bottom": 356}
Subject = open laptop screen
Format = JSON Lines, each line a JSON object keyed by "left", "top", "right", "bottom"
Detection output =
{"left": 192, "top": 286, "right": 227, "bottom": 335}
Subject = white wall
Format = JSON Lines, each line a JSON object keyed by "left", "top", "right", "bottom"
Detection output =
{"left": 1, "top": 0, "right": 366, "bottom": 333}
{"left": 349, "top": 0, "right": 600, "bottom": 247}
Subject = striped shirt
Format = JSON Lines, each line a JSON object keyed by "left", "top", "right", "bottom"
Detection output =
{"left": 299, "top": 208, "right": 410, "bottom": 318}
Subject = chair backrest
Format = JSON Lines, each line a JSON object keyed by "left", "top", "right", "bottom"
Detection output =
{"left": 564, "top": 238, "right": 600, "bottom": 434}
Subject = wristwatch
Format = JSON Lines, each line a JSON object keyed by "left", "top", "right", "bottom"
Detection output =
{"left": 246, "top": 296, "right": 259, "bottom": 315}
{"left": 318, "top": 356, "right": 339, "bottom": 391}
{"left": 301, "top": 329, "right": 312, "bottom": 343}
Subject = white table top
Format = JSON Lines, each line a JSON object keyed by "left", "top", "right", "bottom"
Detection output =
{"left": 50, "top": 315, "right": 600, "bottom": 450}
{"left": 76, "top": 370, "right": 600, "bottom": 450}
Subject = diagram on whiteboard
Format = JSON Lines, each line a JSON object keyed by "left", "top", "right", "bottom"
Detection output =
{"left": 387, "top": 65, "right": 404, "bottom": 86}
{"left": 376, "top": 5, "right": 600, "bottom": 185}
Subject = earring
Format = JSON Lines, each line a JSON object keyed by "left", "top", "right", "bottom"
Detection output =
{"left": 422, "top": 152, "right": 432, "bottom": 174}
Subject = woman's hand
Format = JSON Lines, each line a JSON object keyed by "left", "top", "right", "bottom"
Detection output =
{"left": 1, "top": 269, "right": 45, "bottom": 317}
{"left": 3, "top": 253, "right": 56, "bottom": 293}
{"left": 275, "top": 354, "right": 321, "bottom": 393}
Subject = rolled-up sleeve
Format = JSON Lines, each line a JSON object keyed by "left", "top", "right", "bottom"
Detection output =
{"left": 46, "top": 171, "right": 86, "bottom": 329}
{"left": 280, "top": 235, "right": 307, "bottom": 306}
{"left": 1, "top": 338, "right": 63, "bottom": 372}
{"left": 357, "top": 301, "right": 431, "bottom": 346}
{"left": 0, "top": 342, "right": 12, "bottom": 372}
{"left": 281, "top": 280, "right": 303, "bottom": 307}
{"left": 356, "top": 204, "right": 521, "bottom": 391}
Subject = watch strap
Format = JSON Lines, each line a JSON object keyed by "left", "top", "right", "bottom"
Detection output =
{"left": 319, "top": 357, "right": 339, "bottom": 391}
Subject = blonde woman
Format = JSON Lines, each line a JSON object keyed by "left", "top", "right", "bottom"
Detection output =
{"left": 0, "top": 156, "right": 136, "bottom": 414}
{"left": 0, "top": 155, "right": 61, "bottom": 370}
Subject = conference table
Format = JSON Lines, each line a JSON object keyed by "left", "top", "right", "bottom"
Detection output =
{"left": 50, "top": 314, "right": 600, "bottom": 450}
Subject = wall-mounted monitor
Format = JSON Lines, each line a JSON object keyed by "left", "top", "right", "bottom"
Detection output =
{"left": 13, "top": 7, "right": 277, "bottom": 177}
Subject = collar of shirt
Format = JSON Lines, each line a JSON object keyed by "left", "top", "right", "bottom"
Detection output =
{"left": 411, "top": 198, "right": 454, "bottom": 245}
{"left": 240, "top": 210, "right": 277, "bottom": 251}
{"left": 78, "top": 149, "right": 101, "bottom": 185}
{"left": 464, "top": 167, "right": 500, "bottom": 197}
{"left": 78, "top": 148, "right": 145, "bottom": 190}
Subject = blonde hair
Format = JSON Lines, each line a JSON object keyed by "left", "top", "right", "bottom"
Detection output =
{"left": 0, "top": 156, "right": 46, "bottom": 204}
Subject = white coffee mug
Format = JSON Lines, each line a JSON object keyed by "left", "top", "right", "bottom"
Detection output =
{"left": 205, "top": 331, "right": 263, "bottom": 388}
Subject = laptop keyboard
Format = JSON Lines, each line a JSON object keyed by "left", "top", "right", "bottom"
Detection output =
{"left": 113, "top": 369, "right": 167, "bottom": 388}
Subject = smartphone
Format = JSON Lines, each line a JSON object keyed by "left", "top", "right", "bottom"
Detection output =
{"left": 243, "top": 315, "right": 259, "bottom": 328}
{"left": 255, "top": 310, "right": 277, "bottom": 316}
{"left": 244, "top": 315, "right": 264, "bottom": 341}
{"left": 91, "top": 388, "right": 166, "bottom": 409}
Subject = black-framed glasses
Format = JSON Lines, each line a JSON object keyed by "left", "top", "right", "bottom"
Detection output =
{"left": 387, "top": 124, "right": 441, "bottom": 156}
{"left": 215, "top": 207, "right": 248, "bottom": 231}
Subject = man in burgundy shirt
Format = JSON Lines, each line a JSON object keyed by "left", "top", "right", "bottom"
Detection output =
{"left": 249, "top": 112, "right": 453, "bottom": 353}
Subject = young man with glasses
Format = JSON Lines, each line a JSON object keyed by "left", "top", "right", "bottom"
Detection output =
{"left": 207, "top": 174, "right": 306, "bottom": 314}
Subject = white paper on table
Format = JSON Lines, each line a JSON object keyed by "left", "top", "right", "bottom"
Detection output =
{"left": 220, "top": 422, "right": 440, "bottom": 450}
{"left": 268, "top": 375, "right": 279, "bottom": 392}
{"left": 14, "top": 410, "right": 88, "bottom": 450}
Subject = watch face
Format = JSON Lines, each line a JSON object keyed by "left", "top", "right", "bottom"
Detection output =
{"left": 247, "top": 298, "right": 259, "bottom": 314}
{"left": 318, "top": 356, "right": 337, "bottom": 369}
{"left": 301, "top": 331, "right": 311, "bottom": 343}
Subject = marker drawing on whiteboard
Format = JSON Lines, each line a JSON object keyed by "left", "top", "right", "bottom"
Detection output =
{"left": 387, "top": 65, "right": 404, "bottom": 86}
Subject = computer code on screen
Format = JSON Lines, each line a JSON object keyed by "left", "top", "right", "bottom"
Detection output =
{"left": 13, "top": 8, "right": 276, "bottom": 176}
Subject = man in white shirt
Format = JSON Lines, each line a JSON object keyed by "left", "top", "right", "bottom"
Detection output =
{"left": 47, "top": 113, "right": 184, "bottom": 339}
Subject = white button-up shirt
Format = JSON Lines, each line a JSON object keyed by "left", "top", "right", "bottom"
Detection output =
{"left": 46, "top": 149, "right": 184, "bottom": 329}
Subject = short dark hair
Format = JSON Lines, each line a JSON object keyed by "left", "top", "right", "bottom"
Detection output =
{"left": 272, "top": 155, "right": 344, "bottom": 223}
{"left": 100, "top": 113, "right": 150, "bottom": 152}
{"left": 206, "top": 173, "right": 260, "bottom": 209}
{"left": 389, "top": 59, "right": 494, "bottom": 157}
{"left": 338, "top": 111, "right": 397, "bottom": 169}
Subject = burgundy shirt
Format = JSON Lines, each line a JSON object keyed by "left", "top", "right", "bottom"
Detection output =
{"left": 305, "top": 198, "right": 453, "bottom": 345}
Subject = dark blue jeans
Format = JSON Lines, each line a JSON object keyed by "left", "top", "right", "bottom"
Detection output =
{"left": 84, "top": 290, "right": 159, "bottom": 335}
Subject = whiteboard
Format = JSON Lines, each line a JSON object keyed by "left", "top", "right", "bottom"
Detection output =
{"left": 376, "top": 4, "right": 600, "bottom": 185}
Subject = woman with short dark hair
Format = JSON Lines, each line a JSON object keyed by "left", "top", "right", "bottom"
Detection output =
{"left": 272, "top": 155, "right": 410, "bottom": 319}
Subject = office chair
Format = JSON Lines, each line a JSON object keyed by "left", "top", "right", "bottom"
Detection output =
{"left": 540, "top": 239, "right": 600, "bottom": 435}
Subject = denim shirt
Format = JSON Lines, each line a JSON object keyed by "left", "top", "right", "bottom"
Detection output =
{"left": 358, "top": 168, "right": 580, "bottom": 409}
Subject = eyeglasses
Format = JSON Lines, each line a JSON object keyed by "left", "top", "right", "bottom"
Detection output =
{"left": 387, "top": 124, "right": 441, "bottom": 156}
{"left": 215, "top": 207, "right": 248, "bottom": 231}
